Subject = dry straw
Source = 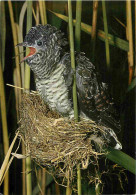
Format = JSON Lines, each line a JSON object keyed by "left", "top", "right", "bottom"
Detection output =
{"left": 18, "top": 93, "right": 109, "bottom": 188}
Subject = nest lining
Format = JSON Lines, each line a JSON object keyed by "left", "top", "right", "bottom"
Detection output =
{"left": 18, "top": 93, "right": 108, "bottom": 182}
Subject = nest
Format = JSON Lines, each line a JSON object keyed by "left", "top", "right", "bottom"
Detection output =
{"left": 18, "top": 93, "right": 108, "bottom": 184}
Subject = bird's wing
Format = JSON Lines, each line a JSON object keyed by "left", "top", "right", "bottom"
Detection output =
{"left": 61, "top": 53, "right": 120, "bottom": 129}
{"left": 61, "top": 52, "right": 120, "bottom": 131}
{"left": 75, "top": 53, "right": 120, "bottom": 131}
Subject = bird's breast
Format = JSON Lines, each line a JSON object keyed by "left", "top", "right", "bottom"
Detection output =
{"left": 36, "top": 63, "right": 74, "bottom": 117}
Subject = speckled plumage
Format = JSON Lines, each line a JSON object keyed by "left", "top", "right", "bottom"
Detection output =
{"left": 17, "top": 24, "right": 122, "bottom": 150}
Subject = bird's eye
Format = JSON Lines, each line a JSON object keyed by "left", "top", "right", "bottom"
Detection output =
{"left": 37, "top": 41, "right": 43, "bottom": 46}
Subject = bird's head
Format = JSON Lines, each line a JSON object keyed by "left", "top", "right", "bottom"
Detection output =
{"left": 17, "top": 24, "right": 68, "bottom": 78}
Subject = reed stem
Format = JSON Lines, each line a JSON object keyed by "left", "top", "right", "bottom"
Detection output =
{"left": 102, "top": 0, "right": 110, "bottom": 70}
{"left": 91, "top": 0, "right": 98, "bottom": 62}
{"left": 8, "top": 0, "right": 22, "bottom": 118}
{"left": 0, "top": 54, "right": 9, "bottom": 195}
{"left": 0, "top": 2, "right": 8, "bottom": 195}
{"left": 75, "top": 1, "right": 82, "bottom": 194}
{"left": 49, "top": 10, "right": 129, "bottom": 52}
{"left": 25, "top": 2, "right": 32, "bottom": 195}
{"left": 39, "top": 0, "right": 47, "bottom": 25}
{"left": 68, "top": 0, "right": 78, "bottom": 122}
{"left": 126, "top": 0, "right": 134, "bottom": 84}
{"left": 75, "top": 0, "right": 82, "bottom": 51}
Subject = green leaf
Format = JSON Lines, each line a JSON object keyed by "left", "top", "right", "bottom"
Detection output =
{"left": 48, "top": 10, "right": 129, "bottom": 52}
{"left": 105, "top": 147, "right": 136, "bottom": 175}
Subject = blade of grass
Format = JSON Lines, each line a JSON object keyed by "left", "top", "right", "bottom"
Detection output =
{"left": 102, "top": 0, "right": 110, "bottom": 70}
{"left": 105, "top": 147, "right": 136, "bottom": 175}
{"left": 126, "top": 0, "right": 134, "bottom": 85}
{"left": 48, "top": 10, "right": 129, "bottom": 52}
{"left": 25, "top": 2, "right": 33, "bottom": 195}
{"left": 75, "top": 1, "right": 82, "bottom": 195}
{"left": 91, "top": 0, "right": 98, "bottom": 62}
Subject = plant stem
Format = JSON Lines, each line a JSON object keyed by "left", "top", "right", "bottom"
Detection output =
{"left": 0, "top": 2, "right": 9, "bottom": 195}
{"left": 24, "top": 1, "right": 32, "bottom": 90}
{"left": 102, "top": 0, "right": 110, "bottom": 70}
{"left": 0, "top": 51, "right": 9, "bottom": 195}
{"left": 75, "top": 0, "right": 82, "bottom": 51}
{"left": 75, "top": 1, "right": 82, "bottom": 195}
{"left": 8, "top": 0, "right": 22, "bottom": 118}
{"left": 0, "top": 1, "right": 6, "bottom": 70}
{"left": 126, "top": 0, "right": 134, "bottom": 84}
{"left": 66, "top": 171, "right": 72, "bottom": 195}
{"left": 39, "top": 0, "right": 47, "bottom": 25}
{"left": 77, "top": 164, "right": 82, "bottom": 195}
{"left": 49, "top": 10, "right": 129, "bottom": 52}
{"left": 25, "top": 2, "right": 32, "bottom": 195}
{"left": 91, "top": 0, "right": 98, "bottom": 62}
{"left": 68, "top": 0, "right": 78, "bottom": 122}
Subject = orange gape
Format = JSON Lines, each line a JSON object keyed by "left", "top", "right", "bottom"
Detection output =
{"left": 20, "top": 47, "right": 36, "bottom": 63}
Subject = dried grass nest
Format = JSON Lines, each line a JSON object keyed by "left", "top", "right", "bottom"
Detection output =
{"left": 18, "top": 93, "right": 108, "bottom": 182}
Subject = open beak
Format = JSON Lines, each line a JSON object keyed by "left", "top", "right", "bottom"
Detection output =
{"left": 16, "top": 42, "right": 36, "bottom": 63}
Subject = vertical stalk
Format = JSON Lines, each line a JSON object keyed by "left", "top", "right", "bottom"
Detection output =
{"left": 102, "top": 0, "right": 110, "bottom": 70}
{"left": 25, "top": 2, "right": 32, "bottom": 195}
{"left": 75, "top": 1, "right": 82, "bottom": 195}
{"left": 41, "top": 168, "right": 46, "bottom": 195}
{"left": 24, "top": 1, "right": 32, "bottom": 90}
{"left": 91, "top": 0, "right": 98, "bottom": 62}
{"left": 126, "top": 0, "right": 134, "bottom": 84}
{"left": 67, "top": 0, "right": 79, "bottom": 193}
{"left": 8, "top": 0, "right": 22, "bottom": 117}
{"left": 75, "top": 0, "right": 82, "bottom": 51}
{"left": 68, "top": 0, "right": 78, "bottom": 121}
{"left": 66, "top": 171, "right": 72, "bottom": 195}
{"left": 38, "top": 0, "right": 47, "bottom": 25}
{"left": 18, "top": 3, "right": 27, "bottom": 194}
{"left": 0, "top": 1, "right": 6, "bottom": 70}
{"left": 0, "top": 53, "right": 9, "bottom": 195}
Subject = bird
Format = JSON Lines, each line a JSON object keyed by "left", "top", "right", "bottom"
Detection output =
{"left": 17, "top": 24, "right": 122, "bottom": 150}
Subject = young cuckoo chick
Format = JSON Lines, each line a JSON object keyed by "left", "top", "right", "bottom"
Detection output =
{"left": 17, "top": 24, "right": 122, "bottom": 150}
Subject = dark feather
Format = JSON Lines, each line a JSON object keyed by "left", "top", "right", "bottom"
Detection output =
{"left": 61, "top": 52, "right": 120, "bottom": 131}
